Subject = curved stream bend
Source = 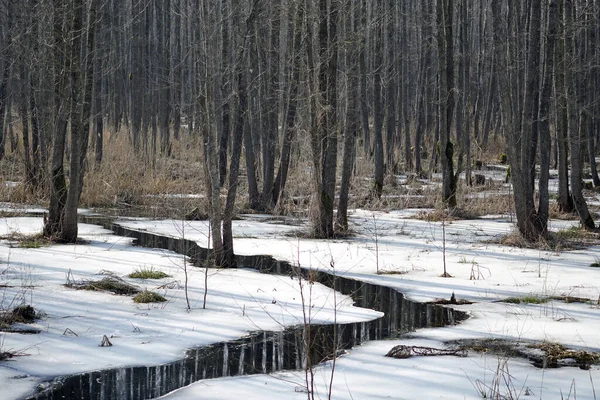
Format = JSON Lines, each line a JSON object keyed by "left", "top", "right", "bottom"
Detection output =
{"left": 26, "top": 217, "right": 468, "bottom": 400}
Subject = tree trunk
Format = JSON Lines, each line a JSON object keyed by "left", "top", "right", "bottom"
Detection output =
{"left": 555, "top": 0, "right": 574, "bottom": 213}
{"left": 199, "top": 0, "right": 225, "bottom": 266}
{"left": 337, "top": 2, "right": 359, "bottom": 232}
{"left": 218, "top": 0, "right": 230, "bottom": 188}
{"left": 309, "top": 0, "right": 338, "bottom": 238}
{"left": 537, "top": 0, "right": 559, "bottom": 231}
{"left": 61, "top": 0, "right": 97, "bottom": 243}
{"left": 222, "top": 0, "right": 257, "bottom": 267}
{"left": 93, "top": 19, "right": 104, "bottom": 167}
{"left": 272, "top": 3, "right": 302, "bottom": 207}
{"left": 44, "top": 0, "right": 72, "bottom": 238}
{"left": 565, "top": 0, "right": 594, "bottom": 229}
{"left": 372, "top": 11, "right": 384, "bottom": 198}
{"left": 437, "top": 0, "right": 457, "bottom": 208}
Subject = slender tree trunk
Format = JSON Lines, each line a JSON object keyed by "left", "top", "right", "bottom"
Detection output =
{"left": 20, "top": 83, "right": 33, "bottom": 185}
{"left": 218, "top": 0, "right": 230, "bottom": 187}
{"left": 243, "top": 120, "right": 261, "bottom": 209}
{"left": 337, "top": 1, "right": 359, "bottom": 232}
{"left": 272, "top": 3, "right": 302, "bottom": 207}
{"left": 384, "top": 0, "right": 397, "bottom": 174}
{"left": 200, "top": 0, "right": 225, "bottom": 266}
{"left": 589, "top": 123, "right": 600, "bottom": 187}
{"left": 372, "top": 9, "right": 384, "bottom": 198}
{"left": 555, "top": 0, "right": 574, "bottom": 213}
{"left": 93, "top": 20, "right": 104, "bottom": 167}
{"left": 0, "top": 0, "right": 13, "bottom": 162}
{"left": 29, "top": 77, "right": 42, "bottom": 188}
{"left": 565, "top": 0, "right": 594, "bottom": 229}
{"left": 358, "top": 0, "right": 370, "bottom": 157}
{"left": 537, "top": 0, "right": 559, "bottom": 232}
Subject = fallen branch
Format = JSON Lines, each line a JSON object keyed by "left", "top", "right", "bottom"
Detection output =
{"left": 386, "top": 345, "right": 467, "bottom": 359}
{"left": 63, "top": 328, "right": 78, "bottom": 337}
{"left": 99, "top": 335, "right": 112, "bottom": 347}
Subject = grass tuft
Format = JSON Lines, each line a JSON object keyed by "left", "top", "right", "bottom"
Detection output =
{"left": 493, "top": 227, "right": 600, "bottom": 251}
{"left": 502, "top": 295, "right": 548, "bottom": 304}
{"left": 133, "top": 290, "right": 167, "bottom": 303}
{"left": 377, "top": 269, "right": 409, "bottom": 275}
{"left": 554, "top": 226, "right": 596, "bottom": 240}
{"left": 66, "top": 276, "right": 140, "bottom": 295}
{"left": 0, "top": 304, "right": 38, "bottom": 330}
{"left": 0, "top": 233, "right": 51, "bottom": 248}
{"left": 128, "top": 267, "right": 171, "bottom": 280}
{"left": 413, "top": 206, "right": 482, "bottom": 222}
{"left": 18, "top": 236, "right": 49, "bottom": 249}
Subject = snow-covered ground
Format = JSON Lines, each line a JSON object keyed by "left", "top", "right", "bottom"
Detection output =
{"left": 1, "top": 209, "right": 600, "bottom": 399}
{"left": 0, "top": 217, "right": 378, "bottom": 399}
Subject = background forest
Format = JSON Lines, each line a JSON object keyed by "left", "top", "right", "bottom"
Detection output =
{"left": 0, "top": 0, "right": 599, "bottom": 265}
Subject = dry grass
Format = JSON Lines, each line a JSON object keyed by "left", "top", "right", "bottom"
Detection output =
{"left": 0, "top": 232, "right": 50, "bottom": 248}
{"left": 132, "top": 290, "right": 167, "bottom": 303}
{"left": 413, "top": 206, "right": 482, "bottom": 222}
{"left": 81, "top": 132, "right": 206, "bottom": 211}
{"left": 548, "top": 201, "right": 577, "bottom": 220}
{"left": 66, "top": 276, "right": 140, "bottom": 295}
{"left": 490, "top": 226, "right": 600, "bottom": 251}
{"left": 128, "top": 267, "right": 171, "bottom": 280}
{"left": 0, "top": 127, "right": 210, "bottom": 215}
{"left": 502, "top": 295, "right": 549, "bottom": 304}
{"left": 0, "top": 304, "right": 38, "bottom": 330}
{"left": 0, "top": 121, "right": 584, "bottom": 238}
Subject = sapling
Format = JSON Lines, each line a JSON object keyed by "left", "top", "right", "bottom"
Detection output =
{"left": 173, "top": 219, "right": 192, "bottom": 310}
{"left": 293, "top": 239, "right": 315, "bottom": 399}
{"left": 204, "top": 220, "right": 211, "bottom": 310}
{"left": 373, "top": 215, "right": 380, "bottom": 274}
{"left": 327, "top": 258, "right": 338, "bottom": 400}
{"left": 441, "top": 214, "right": 451, "bottom": 277}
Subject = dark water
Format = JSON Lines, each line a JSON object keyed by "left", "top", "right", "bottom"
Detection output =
{"left": 25, "top": 217, "right": 467, "bottom": 400}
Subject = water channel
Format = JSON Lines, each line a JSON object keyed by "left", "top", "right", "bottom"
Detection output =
{"left": 25, "top": 216, "right": 468, "bottom": 400}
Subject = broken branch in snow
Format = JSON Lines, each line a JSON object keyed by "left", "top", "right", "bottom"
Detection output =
{"left": 99, "top": 335, "right": 112, "bottom": 347}
{"left": 62, "top": 328, "right": 78, "bottom": 337}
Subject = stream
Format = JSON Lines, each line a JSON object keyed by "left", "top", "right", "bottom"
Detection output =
{"left": 25, "top": 216, "right": 468, "bottom": 400}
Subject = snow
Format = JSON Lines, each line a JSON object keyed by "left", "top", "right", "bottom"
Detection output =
{"left": 160, "top": 338, "right": 597, "bottom": 400}
{"left": 2, "top": 210, "right": 600, "bottom": 399}
{"left": 0, "top": 217, "right": 378, "bottom": 399}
